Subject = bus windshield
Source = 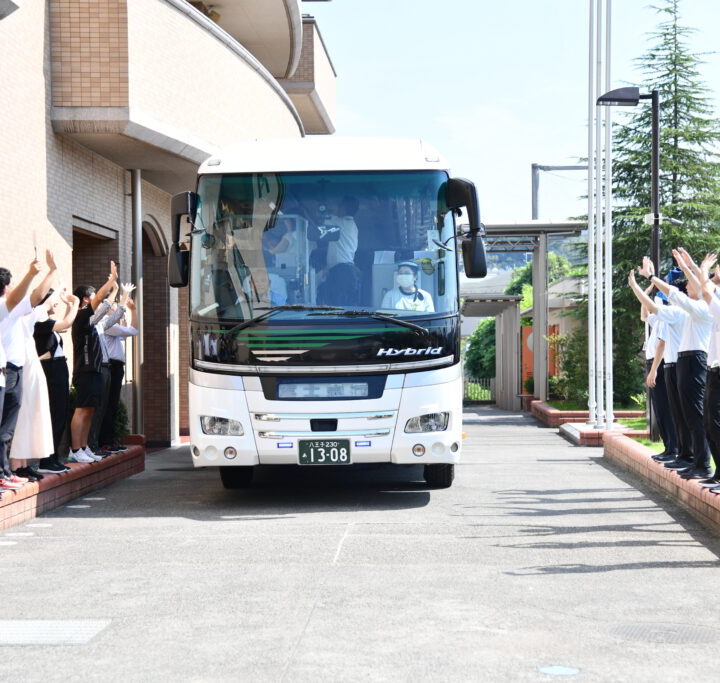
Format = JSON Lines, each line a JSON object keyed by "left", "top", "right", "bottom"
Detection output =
{"left": 190, "top": 171, "right": 458, "bottom": 323}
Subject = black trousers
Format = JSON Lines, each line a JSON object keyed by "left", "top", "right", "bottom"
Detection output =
{"left": 664, "top": 364, "right": 692, "bottom": 462}
{"left": 703, "top": 369, "right": 720, "bottom": 474}
{"left": 99, "top": 360, "right": 124, "bottom": 446}
{"left": 39, "top": 357, "right": 69, "bottom": 461}
{"left": 0, "top": 365, "right": 23, "bottom": 478}
{"left": 89, "top": 364, "right": 111, "bottom": 451}
{"left": 646, "top": 358, "right": 677, "bottom": 454}
{"left": 676, "top": 351, "right": 711, "bottom": 471}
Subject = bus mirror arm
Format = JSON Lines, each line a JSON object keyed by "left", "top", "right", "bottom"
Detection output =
{"left": 447, "top": 178, "right": 486, "bottom": 278}
{"left": 446, "top": 177, "right": 481, "bottom": 231}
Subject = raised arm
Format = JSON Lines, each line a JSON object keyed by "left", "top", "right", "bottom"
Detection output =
{"left": 91, "top": 261, "right": 118, "bottom": 311}
{"left": 53, "top": 293, "right": 80, "bottom": 332}
{"left": 5, "top": 258, "right": 42, "bottom": 310}
{"left": 30, "top": 250, "right": 58, "bottom": 307}
{"left": 672, "top": 248, "right": 706, "bottom": 300}
{"left": 628, "top": 269, "right": 660, "bottom": 314}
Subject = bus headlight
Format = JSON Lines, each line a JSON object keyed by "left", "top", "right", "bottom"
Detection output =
{"left": 200, "top": 416, "right": 244, "bottom": 436}
{"left": 404, "top": 412, "right": 449, "bottom": 433}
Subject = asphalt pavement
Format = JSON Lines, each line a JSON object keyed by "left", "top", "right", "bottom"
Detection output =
{"left": 2, "top": 405, "right": 720, "bottom": 682}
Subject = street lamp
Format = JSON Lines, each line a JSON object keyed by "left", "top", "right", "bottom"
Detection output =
{"left": 597, "top": 86, "right": 660, "bottom": 272}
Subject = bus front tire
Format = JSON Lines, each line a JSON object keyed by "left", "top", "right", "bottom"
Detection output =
{"left": 423, "top": 463, "right": 454, "bottom": 489}
{"left": 220, "top": 466, "right": 254, "bottom": 489}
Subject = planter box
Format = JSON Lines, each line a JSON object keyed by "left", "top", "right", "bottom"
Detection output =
{"left": 604, "top": 432, "right": 720, "bottom": 532}
{"left": 531, "top": 400, "right": 644, "bottom": 428}
{"left": 0, "top": 439, "right": 145, "bottom": 531}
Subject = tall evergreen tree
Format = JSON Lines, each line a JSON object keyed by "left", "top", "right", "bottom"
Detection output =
{"left": 608, "top": 0, "right": 720, "bottom": 401}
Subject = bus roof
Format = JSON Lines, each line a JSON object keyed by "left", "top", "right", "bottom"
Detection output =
{"left": 198, "top": 137, "right": 449, "bottom": 175}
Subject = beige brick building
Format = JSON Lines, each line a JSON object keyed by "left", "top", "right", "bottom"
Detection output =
{"left": 0, "top": 0, "right": 336, "bottom": 445}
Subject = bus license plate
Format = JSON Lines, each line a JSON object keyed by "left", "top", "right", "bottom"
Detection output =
{"left": 298, "top": 440, "right": 351, "bottom": 465}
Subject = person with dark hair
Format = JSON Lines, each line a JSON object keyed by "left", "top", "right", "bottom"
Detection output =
{"left": 68, "top": 261, "right": 119, "bottom": 463}
{"left": 89, "top": 282, "right": 133, "bottom": 454}
{"left": 634, "top": 255, "right": 714, "bottom": 480}
{"left": 325, "top": 196, "right": 359, "bottom": 270}
{"left": 34, "top": 289, "right": 80, "bottom": 474}
{"left": 671, "top": 248, "right": 720, "bottom": 492}
{"left": 380, "top": 261, "right": 435, "bottom": 313}
{"left": 0, "top": 252, "right": 56, "bottom": 491}
{"left": 636, "top": 259, "right": 678, "bottom": 461}
{"left": 629, "top": 265, "right": 691, "bottom": 470}
{"left": 98, "top": 291, "right": 138, "bottom": 453}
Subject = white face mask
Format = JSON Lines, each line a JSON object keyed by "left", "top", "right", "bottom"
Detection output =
{"left": 396, "top": 273, "right": 415, "bottom": 289}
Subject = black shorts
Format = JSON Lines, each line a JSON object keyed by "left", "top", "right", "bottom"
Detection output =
{"left": 73, "top": 371, "right": 103, "bottom": 408}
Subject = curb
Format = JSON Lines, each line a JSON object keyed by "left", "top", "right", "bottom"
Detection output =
{"left": 603, "top": 432, "right": 720, "bottom": 531}
{"left": 531, "top": 400, "right": 644, "bottom": 428}
{"left": 0, "top": 440, "right": 145, "bottom": 531}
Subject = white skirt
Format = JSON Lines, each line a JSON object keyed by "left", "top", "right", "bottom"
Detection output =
{"left": 11, "top": 339, "right": 55, "bottom": 461}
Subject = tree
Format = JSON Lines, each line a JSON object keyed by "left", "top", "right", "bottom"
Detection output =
{"left": 570, "top": 0, "right": 720, "bottom": 403}
{"left": 504, "top": 252, "right": 572, "bottom": 296}
{"left": 464, "top": 318, "right": 495, "bottom": 379}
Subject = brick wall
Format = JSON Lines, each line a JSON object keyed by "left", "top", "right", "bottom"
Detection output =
{"left": 72, "top": 231, "right": 120, "bottom": 293}
{"left": 50, "top": 0, "right": 129, "bottom": 107}
{"left": 142, "top": 232, "right": 170, "bottom": 444}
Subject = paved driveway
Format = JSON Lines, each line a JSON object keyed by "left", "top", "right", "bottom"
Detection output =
{"left": 2, "top": 406, "right": 719, "bottom": 681}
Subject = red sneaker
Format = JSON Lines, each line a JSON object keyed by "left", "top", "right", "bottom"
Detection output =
{"left": 0, "top": 478, "right": 23, "bottom": 490}
{"left": 9, "top": 474, "right": 28, "bottom": 484}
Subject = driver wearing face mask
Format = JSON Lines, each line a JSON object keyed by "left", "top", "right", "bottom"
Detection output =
{"left": 380, "top": 262, "right": 434, "bottom": 313}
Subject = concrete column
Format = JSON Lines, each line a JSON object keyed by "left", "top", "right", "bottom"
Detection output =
{"left": 495, "top": 304, "right": 521, "bottom": 411}
{"left": 131, "top": 169, "right": 144, "bottom": 435}
{"left": 532, "top": 233, "right": 548, "bottom": 401}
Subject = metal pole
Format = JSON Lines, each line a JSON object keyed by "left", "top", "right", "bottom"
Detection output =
{"left": 650, "top": 89, "right": 660, "bottom": 274}
{"left": 604, "top": 0, "right": 614, "bottom": 429}
{"left": 131, "top": 169, "right": 144, "bottom": 436}
{"left": 531, "top": 163, "right": 540, "bottom": 220}
{"left": 586, "top": 0, "right": 597, "bottom": 425}
{"left": 594, "top": 0, "right": 605, "bottom": 428}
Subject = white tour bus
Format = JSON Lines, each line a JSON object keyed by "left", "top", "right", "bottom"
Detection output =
{"left": 169, "top": 138, "right": 486, "bottom": 489}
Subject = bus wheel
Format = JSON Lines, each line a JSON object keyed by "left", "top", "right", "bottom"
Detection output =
{"left": 423, "top": 464, "right": 454, "bottom": 489}
{"left": 220, "top": 466, "right": 254, "bottom": 489}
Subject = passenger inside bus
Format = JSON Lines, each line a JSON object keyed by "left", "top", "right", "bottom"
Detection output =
{"left": 380, "top": 262, "right": 435, "bottom": 313}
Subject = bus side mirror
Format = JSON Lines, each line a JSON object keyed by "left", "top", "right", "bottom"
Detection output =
{"left": 168, "top": 243, "right": 189, "bottom": 288}
{"left": 461, "top": 231, "right": 487, "bottom": 278}
{"left": 447, "top": 177, "right": 481, "bottom": 231}
{"left": 171, "top": 191, "right": 197, "bottom": 244}
{"left": 169, "top": 191, "right": 196, "bottom": 288}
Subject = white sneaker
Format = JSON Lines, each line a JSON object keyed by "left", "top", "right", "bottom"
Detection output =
{"left": 82, "top": 447, "right": 102, "bottom": 462}
{"left": 68, "top": 449, "right": 94, "bottom": 463}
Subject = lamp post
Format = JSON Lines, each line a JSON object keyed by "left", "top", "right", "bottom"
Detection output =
{"left": 597, "top": 85, "right": 660, "bottom": 437}
{"left": 597, "top": 86, "right": 660, "bottom": 273}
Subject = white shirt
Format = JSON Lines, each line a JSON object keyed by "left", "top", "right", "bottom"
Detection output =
{"left": 0, "top": 295, "right": 33, "bottom": 367}
{"left": 667, "top": 287, "right": 713, "bottom": 353}
{"left": 645, "top": 313, "right": 663, "bottom": 361}
{"left": 381, "top": 287, "right": 435, "bottom": 313}
{"left": 326, "top": 215, "right": 358, "bottom": 269}
{"left": 707, "top": 296, "right": 720, "bottom": 367}
{"left": 104, "top": 321, "right": 138, "bottom": 362}
{"left": 96, "top": 305, "right": 126, "bottom": 363}
{"left": 653, "top": 306, "right": 684, "bottom": 364}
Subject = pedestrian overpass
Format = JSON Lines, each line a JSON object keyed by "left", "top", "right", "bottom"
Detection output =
{"left": 461, "top": 220, "right": 585, "bottom": 411}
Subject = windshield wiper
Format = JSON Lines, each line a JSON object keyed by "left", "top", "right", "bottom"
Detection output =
{"left": 308, "top": 309, "right": 432, "bottom": 337}
{"left": 226, "top": 305, "right": 343, "bottom": 335}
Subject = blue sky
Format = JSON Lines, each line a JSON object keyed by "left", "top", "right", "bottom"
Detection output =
{"left": 308, "top": 0, "right": 720, "bottom": 223}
